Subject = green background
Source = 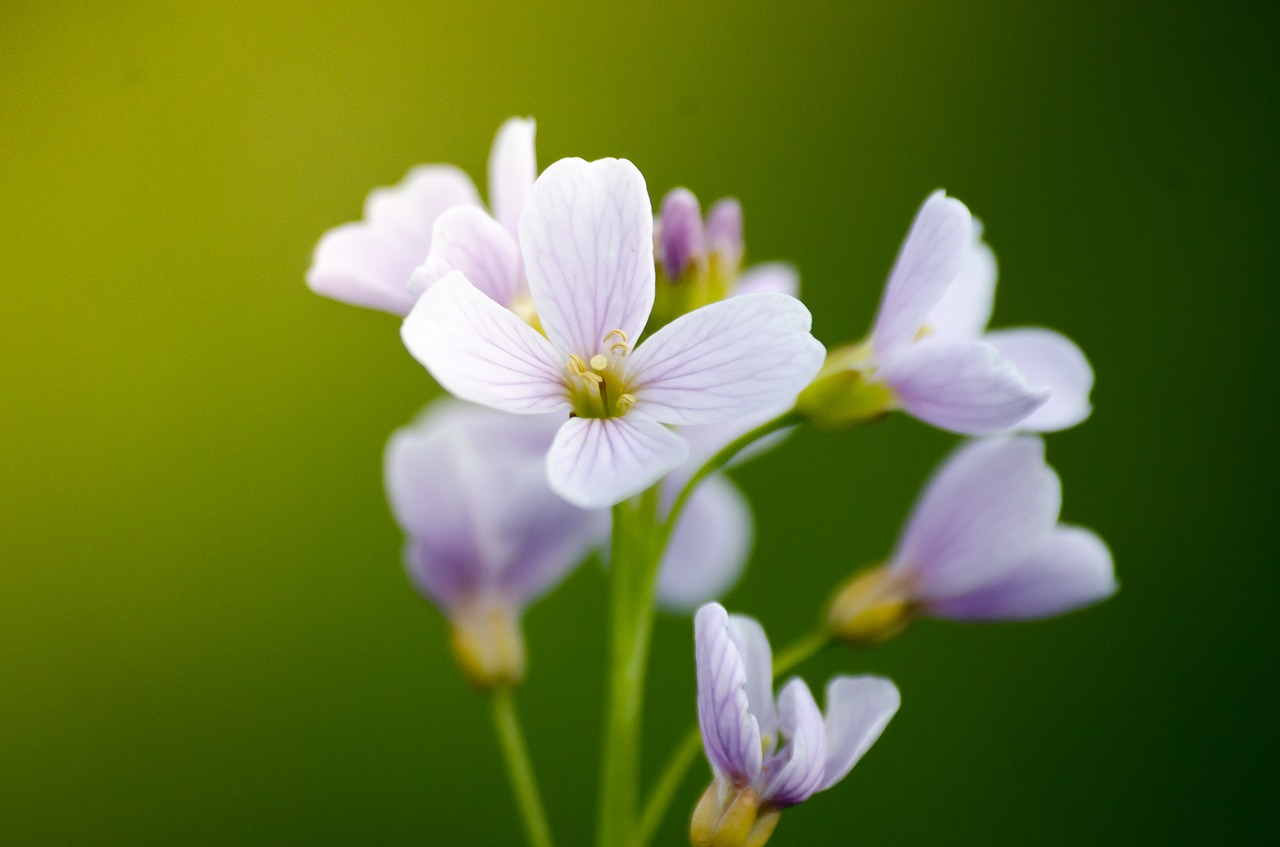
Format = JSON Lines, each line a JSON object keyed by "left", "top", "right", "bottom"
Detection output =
{"left": 2, "top": 1, "right": 1276, "bottom": 843}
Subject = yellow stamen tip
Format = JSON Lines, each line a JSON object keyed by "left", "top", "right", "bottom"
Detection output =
{"left": 590, "top": 354, "right": 609, "bottom": 371}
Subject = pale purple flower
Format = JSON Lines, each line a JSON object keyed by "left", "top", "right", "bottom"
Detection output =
{"left": 385, "top": 400, "right": 606, "bottom": 683}
{"left": 657, "top": 188, "right": 705, "bottom": 280}
{"left": 401, "top": 157, "right": 825, "bottom": 509}
{"left": 306, "top": 117, "right": 535, "bottom": 316}
{"left": 828, "top": 436, "right": 1116, "bottom": 641}
{"left": 694, "top": 603, "right": 899, "bottom": 811}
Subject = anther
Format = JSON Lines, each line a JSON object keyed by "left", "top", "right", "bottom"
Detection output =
{"left": 616, "top": 393, "right": 637, "bottom": 412}
{"left": 610, "top": 342, "right": 630, "bottom": 356}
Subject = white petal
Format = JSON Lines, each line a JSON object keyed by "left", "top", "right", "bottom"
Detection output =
{"left": 892, "top": 436, "right": 1062, "bottom": 599}
{"left": 819, "top": 676, "right": 900, "bottom": 791}
{"left": 519, "top": 157, "right": 655, "bottom": 356}
{"left": 872, "top": 191, "right": 974, "bottom": 355}
{"left": 985, "top": 327, "right": 1094, "bottom": 432}
{"left": 546, "top": 413, "right": 688, "bottom": 508}
{"left": 878, "top": 338, "right": 1049, "bottom": 435}
{"left": 489, "top": 117, "right": 537, "bottom": 238}
{"left": 402, "top": 271, "right": 568, "bottom": 414}
{"left": 731, "top": 262, "right": 800, "bottom": 298}
{"left": 694, "top": 603, "right": 763, "bottom": 784}
{"left": 927, "top": 525, "right": 1116, "bottom": 620}
{"left": 726, "top": 613, "right": 778, "bottom": 740}
{"left": 657, "top": 476, "right": 754, "bottom": 611}
{"left": 407, "top": 206, "right": 521, "bottom": 307}
{"left": 627, "top": 293, "right": 826, "bottom": 426}
{"left": 364, "top": 164, "right": 482, "bottom": 235}
{"left": 307, "top": 222, "right": 422, "bottom": 315}
{"left": 925, "top": 239, "right": 996, "bottom": 340}
{"left": 760, "top": 678, "right": 827, "bottom": 807}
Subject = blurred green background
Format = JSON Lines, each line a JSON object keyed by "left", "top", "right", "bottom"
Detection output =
{"left": 2, "top": 0, "right": 1276, "bottom": 843}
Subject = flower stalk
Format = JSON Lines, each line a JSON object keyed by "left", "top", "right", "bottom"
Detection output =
{"left": 491, "top": 689, "right": 556, "bottom": 847}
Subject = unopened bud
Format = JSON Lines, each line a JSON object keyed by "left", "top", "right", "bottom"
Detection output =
{"left": 794, "top": 342, "right": 895, "bottom": 431}
{"left": 826, "top": 566, "right": 916, "bottom": 645}
{"left": 691, "top": 780, "right": 780, "bottom": 847}
{"left": 658, "top": 188, "right": 706, "bottom": 281}
{"left": 706, "top": 197, "right": 744, "bottom": 272}
{"left": 449, "top": 597, "right": 527, "bottom": 690}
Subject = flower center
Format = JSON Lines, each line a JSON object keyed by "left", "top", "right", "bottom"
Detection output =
{"left": 567, "top": 330, "right": 636, "bottom": 419}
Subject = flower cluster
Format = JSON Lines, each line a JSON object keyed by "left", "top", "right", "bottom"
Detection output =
{"left": 308, "top": 118, "right": 1116, "bottom": 847}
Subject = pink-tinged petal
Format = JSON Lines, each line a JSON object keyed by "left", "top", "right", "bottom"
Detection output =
{"left": 364, "top": 164, "right": 482, "bottom": 236}
{"left": 657, "top": 188, "right": 705, "bottom": 280}
{"left": 926, "top": 239, "right": 996, "bottom": 340}
{"left": 307, "top": 222, "right": 423, "bottom": 315}
{"left": 985, "top": 327, "right": 1094, "bottom": 432}
{"left": 545, "top": 413, "right": 688, "bottom": 508}
{"left": 497, "top": 474, "right": 610, "bottom": 606}
{"left": 627, "top": 293, "right": 826, "bottom": 425}
{"left": 818, "top": 676, "right": 900, "bottom": 791}
{"left": 892, "top": 436, "right": 1062, "bottom": 599}
{"left": 695, "top": 603, "right": 764, "bottom": 785}
{"left": 928, "top": 525, "right": 1116, "bottom": 620}
{"left": 872, "top": 191, "right": 973, "bottom": 355}
{"left": 402, "top": 271, "right": 568, "bottom": 414}
{"left": 407, "top": 206, "right": 521, "bottom": 306}
{"left": 760, "top": 678, "right": 826, "bottom": 807}
{"left": 878, "top": 338, "right": 1049, "bottom": 435}
{"left": 519, "top": 157, "right": 655, "bottom": 356}
{"left": 726, "top": 613, "right": 777, "bottom": 739}
{"left": 657, "top": 476, "right": 753, "bottom": 611}
{"left": 706, "top": 198, "right": 744, "bottom": 269}
{"left": 488, "top": 117, "right": 537, "bottom": 239}
{"left": 731, "top": 262, "right": 800, "bottom": 298}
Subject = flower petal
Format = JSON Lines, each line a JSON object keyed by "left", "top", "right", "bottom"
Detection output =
{"left": 872, "top": 191, "right": 974, "bottom": 355}
{"left": 985, "top": 327, "right": 1094, "bottom": 432}
{"left": 731, "top": 262, "right": 800, "bottom": 298}
{"left": 760, "top": 678, "right": 826, "bottom": 807}
{"left": 706, "top": 198, "right": 744, "bottom": 269}
{"left": 407, "top": 206, "right": 521, "bottom": 307}
{"left": 307, "top": 222, "right": 423, "bottom": 315}
{"left": 657, "top": 476, "right": 754, "bottom": 611}
{"left": 519, "top": 157, "right": 655, "bottom": 356}
{"left": 725, "top": 613, "right": 778, "bottom": 740}
{"left": 925, "top": 239, "right": 996, "bottom": 340}
{"left": 927, "top": 525, "right": 1116, "bottom": 620}
{"left": 365, "top": 164, "right": 482, "bottom": 235}
{"left": 545, "top": 413, "right": 688, "bottom": 508}
{"left": 878, "top": 338, "right": 1049, "bottom": 435}
{"left": 657, "top": 187, "right": 705, "bottom": 280}
{"left": 402, "top": 271, "right": 568, "bottom": 414}
{"left": 627, "top": 293, "right": 825, "bottom": 425}
{"left": 892, "top": 436, "right": 1062, "bottom": 599}
{"left": 695, "top": 603, "right": 763, "bottom": 785}
{"left": 818, "top": 676, "right": 900, "bottom": 791}
{"left": 488, "top": 117, "right": 537, "bottom": 239}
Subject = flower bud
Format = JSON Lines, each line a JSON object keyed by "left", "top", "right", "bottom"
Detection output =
{"left": 706, "top": 197, "right": 744, "bottom": 273}
{"left": 826, "top": 566, "right": 916, "bottom": 645}
{"left": 449, "top": 596, "right": 527, "bottom": 690}
{"left": 691, "top": 780, "right": 780, "bottom": 847}
{"left": 658, "top": 188, "right": 706, "bottom": 281}
{"left": 794, "top": 342, "right": 895, "bottom": 431}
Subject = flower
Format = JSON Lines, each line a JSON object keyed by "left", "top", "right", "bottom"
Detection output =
{"left": 307, "top": 117, "right": 536, "bottom": 315}
{"left": 401, "top": 157, "right": 826, "bottom": 509}
{"left": 384, "top": 400, "right": 607, "bottom": 687}
{"left": 826, "top": 436, "right": 1117, "bottom": 644}
{"left": 797, "top": 191, "right": 1092, "bottom": 435}
{"left": 692, "top": 603, "right": 900, "bottom": 847}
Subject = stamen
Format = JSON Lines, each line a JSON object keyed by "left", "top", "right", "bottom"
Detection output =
{"left": 604, "top": 329, "right": 631, "bottom": 357}
{"left": 568, "top": 354, "right": 588, "bottom": 375}
{"left": 616, "top": 393, "right": 637, "bottom": 412}
{"left": 610, "top": 342, "right": 630, "bottom": 356}
{"left": 589, "top": 354, "right": 609, "bottom": 371}
{"left": 603, "top": 329, "right": 628, "bottom": 344}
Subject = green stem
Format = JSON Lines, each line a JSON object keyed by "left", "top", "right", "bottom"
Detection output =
{"left": 772, "top": 629, "right": 830, "bottom": 677}
{"left": 491, "top": 689, "right": 556, "bottom": 847}
{"left": 632, "top": 726, "right": 703, "bottom": 847}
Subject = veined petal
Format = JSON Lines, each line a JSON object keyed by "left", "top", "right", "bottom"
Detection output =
{"left": 364, "top": 164, "right": 482, "bottom": 237}
{"left": 878, "top": 338, "right": 1049, "bottom": 435}
{"left": 927, "top": 525, "right": 1116, "bottom": 620}
{"left": 519, "top": 157, "right": 655, "bottom": 356}
{"left": 926, "top": 239, "right": 996, "bottom": 340}
{"left": 892, "top": 436, "right": 1062, "bottom": 599}
{"left": 627, "top": 293, "right": 825, "bottom": 425}
{"left": 656, "top": 476, "right": 753, "bottom": 611}
{"left": 545, "top": 413, "right": 688, "bottom": 509}
{"left": 985, "top": 327, "right": 1094, "bottom": 432}
{"left": 307, "top": 222, "right": 423, "bottom": 315}
{"left": 489, "top": 117, "right": 537, "bottom": 239}
{"left": 760, "top": 678, "right": 826, "bottom": 807}
{"left": 726, "top": 613, "right": 778, "bottom": 740}
{"left": 402, "top": 271, "right": 568, "bottom": 414}
{"left": 731, "top": 262, "right": 800, "bottom": 298}
{"left": 819, "top": 676, "right": 900, "bottom": 791}
{"left": 872, "top": 191, "right": 973, "bottom": 355}
{"left": 407, "top": 206, "right": 521, "bottom": 307}
{"left": 695, "top": 603, "right": 763, "bottom": 785}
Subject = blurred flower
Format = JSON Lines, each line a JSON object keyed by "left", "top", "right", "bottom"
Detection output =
{"left": 798, "top": 191, "right": 1090, "bottom": 435}
{"left": 401, "top": 157, "right": 825, "bottom": 508}
{"left": 384, "top": 400, "right": 606, "bottom": 688}
{"left": 692, "top": 603, "right": 899, "bottom": 847}
{"left": 827, "top": 436, "right": 1117, "bottom": 644}
{"left": 307, "top": 117, "right": 535, "bottom": 315}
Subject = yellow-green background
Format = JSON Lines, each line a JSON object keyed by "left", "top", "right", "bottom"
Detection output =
{"left": 2, "top": 1, "right": 1275, "bottom": 843}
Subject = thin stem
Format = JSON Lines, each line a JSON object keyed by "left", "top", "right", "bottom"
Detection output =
{"left": 632, "top": 726, "right": 703, "bottom": 847}
{"left": 772, "top": 629, "right": 831, "bottom": 677}
{"left": 491, "top": 689, "right": 556, "bottom": 847}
